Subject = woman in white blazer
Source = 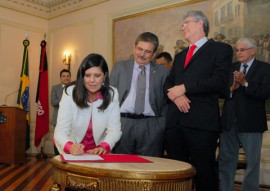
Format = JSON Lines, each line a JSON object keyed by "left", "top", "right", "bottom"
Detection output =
{"left": 54, "top": 53, "right": 122, "bottom": 155}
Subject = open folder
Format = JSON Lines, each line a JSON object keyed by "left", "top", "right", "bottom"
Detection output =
{"left": 60, "top": 154, "right": 152, "bottom": 163}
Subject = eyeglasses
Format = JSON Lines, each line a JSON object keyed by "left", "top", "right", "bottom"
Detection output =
{"left": 235, "top": 48, "right": 254, "bottom": 53}
{"left": 181, "top": 20, "right": 198, "bottom": 28}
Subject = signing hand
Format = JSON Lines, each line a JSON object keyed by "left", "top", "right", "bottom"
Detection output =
{"left": 70, "top": 143, "right": 85, "bottom": 155}
{"left": 87, "top": 146, "right": 107, "bottom": 155}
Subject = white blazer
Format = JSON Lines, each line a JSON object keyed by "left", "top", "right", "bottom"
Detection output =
{"left": 54, "top": 85, "right": 122, "bottom": 154}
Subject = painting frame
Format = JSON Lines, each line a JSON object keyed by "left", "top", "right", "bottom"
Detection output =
{"left": 112, "top": 0, "right": 270, "bottom": 119}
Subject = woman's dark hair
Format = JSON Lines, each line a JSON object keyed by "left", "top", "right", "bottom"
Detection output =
{"left": 67, "top": 53, "right": 113, "bottom": 110}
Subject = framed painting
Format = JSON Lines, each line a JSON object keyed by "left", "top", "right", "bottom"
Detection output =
{"left": 112, "top": 0, "right": 270, "bottom": 119}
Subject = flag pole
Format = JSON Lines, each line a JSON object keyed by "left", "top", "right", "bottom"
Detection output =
{"left": 36, "top": 138, "right": 47, "bottom": 160}
{"left": 35, "top": 34, "right": 49, "bottom": 160}
{"left": 17, "top": 35, "right": 31, "bottom": 152}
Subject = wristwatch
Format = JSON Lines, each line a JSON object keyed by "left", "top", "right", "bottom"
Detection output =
{"left": 244, "top": 81, "right": 248, "bottom": 87}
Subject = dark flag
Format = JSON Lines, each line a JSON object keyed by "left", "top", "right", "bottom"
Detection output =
{"left": 34, "top": 40, "right": 49, "bottom": 147}
{"left": 17, "top": 39, "right": 30, "bottom": 150}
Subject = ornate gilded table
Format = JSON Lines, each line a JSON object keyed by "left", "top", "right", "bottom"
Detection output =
{"left": 50, "top": 155, "right": 195, "bottom": 191}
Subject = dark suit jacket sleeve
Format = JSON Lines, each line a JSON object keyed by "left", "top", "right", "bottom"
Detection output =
{"left": 245, "top": 61, "right": 270, "bottom": 100}
{"left": 154, "top": 64, "right": 170, "bottom": 116}
{"left": 51, "top": 85, "right": 62, "bottom": 107}
{"left": 163, "top": 67, "right": 174, "bottom": 89}
{"left": 219, "top": 62, "right": 236, "bottom": 99}
{"left": 163, "top": 60, "right": 177, "bottom": 100}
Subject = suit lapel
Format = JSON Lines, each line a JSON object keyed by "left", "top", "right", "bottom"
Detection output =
{"left": 124, "top": 60, "right": 134, "bottom": 92}
{"left": 245, "top": 59, "right": 257, "bottom": 80}
{"left": 57, "top": 84, "right": 63, "bottom": 95}
{"left": 184, "top": 39, "right": 213, "bottom": 69}
{"left": 180, "top": 48, "right": 188, "bottom": 70}
{"left": 233, "top": 60, "right": 257, "bottom": 82}
{"left": 149, "top": 62, "right": 156, "bottom": 95}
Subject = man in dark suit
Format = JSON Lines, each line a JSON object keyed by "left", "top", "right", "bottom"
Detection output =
{"left": 50, "top": 69, "right": 71, "bottom": 155}
{"left": 219, "top": 37, "right": 270, "bottom": 191}
{"left": 110, "top": 32, "right": 169, "bottom": 157}
{"left": 163, "top": 10, "right": 233, "bottom": 191}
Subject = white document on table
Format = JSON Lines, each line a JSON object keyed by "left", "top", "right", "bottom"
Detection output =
{"left": 61, "top": 154, "right": 104, "bottom": 161}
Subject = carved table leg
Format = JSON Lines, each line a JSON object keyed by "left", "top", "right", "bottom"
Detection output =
{"left": 50, "top": 180, "right": 61, "bottom": 191}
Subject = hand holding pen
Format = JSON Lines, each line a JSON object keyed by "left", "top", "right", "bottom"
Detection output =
{"left": 70, "top": 137, "right": 85, "bottom": 155}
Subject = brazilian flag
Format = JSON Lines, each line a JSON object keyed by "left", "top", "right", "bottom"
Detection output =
{"left": 17, "top": 39, "right": 30, "bottom": 150}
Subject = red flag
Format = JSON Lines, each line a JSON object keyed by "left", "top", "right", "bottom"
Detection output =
{"left": 34, "top": 40, "right": 49, "bottom": 147}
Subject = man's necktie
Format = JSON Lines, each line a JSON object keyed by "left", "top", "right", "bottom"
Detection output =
{"left": 242, "top": 64, "right": 248, "bottom": 74}
{"left": 184, "top": 44, "right": 197, "bottom": 68}
{"left": 134, "top": 66, "right": 146, "bottom": 114}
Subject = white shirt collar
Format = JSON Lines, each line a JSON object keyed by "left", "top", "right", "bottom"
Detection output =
{"left": 193, "top": 37, "right": 208, "bottom": 49}
{"left": 241, "top": 57, "right": 254, "bottom": 68}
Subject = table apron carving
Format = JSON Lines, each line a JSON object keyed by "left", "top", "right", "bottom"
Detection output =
{"left": 51, "top": 156, "right": 195, "bottom": 191}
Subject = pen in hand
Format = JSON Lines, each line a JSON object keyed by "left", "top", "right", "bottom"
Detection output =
{"left": 71, "top": 136, "right": 84, "bottom": 155}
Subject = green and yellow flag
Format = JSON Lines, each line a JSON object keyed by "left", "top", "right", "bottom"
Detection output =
{"left": 17, "top": 39, "right": 30, "bottom": 150}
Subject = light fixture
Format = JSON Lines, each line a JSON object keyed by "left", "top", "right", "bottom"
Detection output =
{"left": 63, "top": 51, "right": 71, "bottom": 71}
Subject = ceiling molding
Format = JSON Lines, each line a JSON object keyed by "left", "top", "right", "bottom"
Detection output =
{"left": 0, "top": 0, "right": 109, "bottom": 19}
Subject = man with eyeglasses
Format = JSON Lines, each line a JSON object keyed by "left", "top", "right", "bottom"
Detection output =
{"left": 219, "top": 37, "right": 270, "bottom": 191}
{"left": 163, "top": 10, "right": 233, "bottom": 191}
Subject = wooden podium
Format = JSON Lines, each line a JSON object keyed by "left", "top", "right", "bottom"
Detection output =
{"left": 0, "top": 107, "right": 26, "bottom": 164}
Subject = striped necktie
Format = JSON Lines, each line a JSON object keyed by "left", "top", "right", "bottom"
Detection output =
{"left": 242, "top": 64, "right": 248, "bottom": 74}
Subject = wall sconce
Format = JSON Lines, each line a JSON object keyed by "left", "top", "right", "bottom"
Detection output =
{"left": 63, "top": 52, "right": 71, "bottom": 71}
